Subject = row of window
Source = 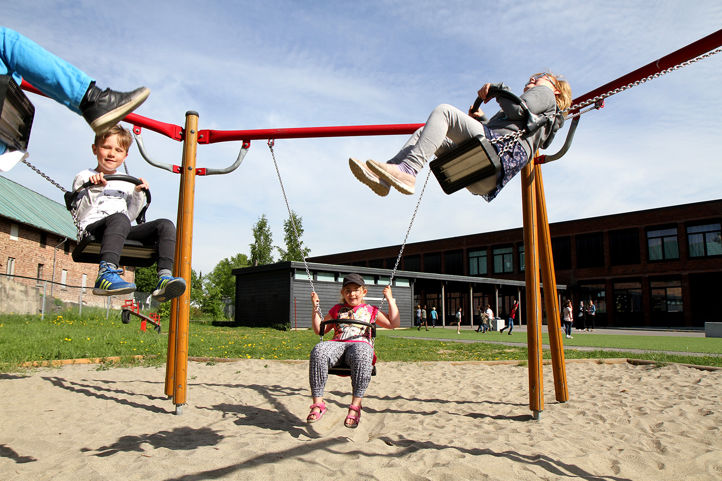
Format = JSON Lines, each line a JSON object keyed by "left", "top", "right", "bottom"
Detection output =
{"left": 579, "top": 279, "right": 682, "bottom": 315}
{"left": 7, "top": 223, "right": 71, "bottom": 252}
{"left": 4, "top": 258, "right": 88, "bottom": 289}
{"left": 465, "top": 222, "right": 722, "bottom": 275}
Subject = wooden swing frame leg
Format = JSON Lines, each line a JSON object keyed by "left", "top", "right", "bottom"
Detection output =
{"left": 164, "top": 111, "right": 199, "bottom": 414}
{"left": 521, "top": 158, "right": 569, "bottom": 420}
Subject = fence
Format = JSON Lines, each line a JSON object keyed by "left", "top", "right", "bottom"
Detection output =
{"left": 0, "top": 273, "right": 162, "bottom": 318}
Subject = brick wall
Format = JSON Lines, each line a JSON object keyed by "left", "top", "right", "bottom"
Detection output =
{"left": 0, "top": 218, "right": 136, "bottom": 307}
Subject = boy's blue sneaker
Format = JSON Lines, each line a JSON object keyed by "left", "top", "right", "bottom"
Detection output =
{"left": 93, "top": 263, "right": 136, "bottom": 296}
{"left": 152, "top": 276, "right": 186, "bottom": 302}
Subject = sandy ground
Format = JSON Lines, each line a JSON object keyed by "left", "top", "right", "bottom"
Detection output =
{"left": 1, "top": 359, "right": 720, "bottom": 481}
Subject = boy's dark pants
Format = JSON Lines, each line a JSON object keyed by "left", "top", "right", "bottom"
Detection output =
{"left": 85, "top": 212, "right": 176, "bottom": 270}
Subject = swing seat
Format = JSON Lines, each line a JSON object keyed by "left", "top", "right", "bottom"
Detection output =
{"left": 72, "top": 233, "right": 158, "bottom": 267}
{"left": 0, "top": 75, "right": 35, "bottom": 152}
{"left": 319, "top": 319, "right": 377, "bottom": 376}
{"left": 64, "top": 174, "right": 159, "bottom": 267}
{"left": 430, "top": 134, "right": 502, "bottom": 195}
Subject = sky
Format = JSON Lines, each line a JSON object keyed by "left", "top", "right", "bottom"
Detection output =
{"left": 2, "top": 0, "right": 722, "bottom": 274}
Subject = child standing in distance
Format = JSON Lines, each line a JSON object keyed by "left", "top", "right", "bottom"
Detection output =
{"left": 349, "top": 73, "right": 572, "bottom": 201}
{"left": 307, "top": 273, "right": 400, "bottom": 428}
{"left": 71, "top": 125, "right": 186, "bottom": 300}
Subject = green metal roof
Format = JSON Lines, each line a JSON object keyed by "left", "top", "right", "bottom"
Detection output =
{"left": 0, "top": 175, "right": 77, "bottom": 238}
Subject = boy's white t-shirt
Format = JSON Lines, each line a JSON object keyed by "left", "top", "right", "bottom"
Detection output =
{"left": 71, "top": 168, "right": 146, "bottom": 231}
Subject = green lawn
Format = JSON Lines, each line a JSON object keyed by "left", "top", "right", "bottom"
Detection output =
{"left": 0, "top": 312, "right": 720, "bottom": 372}
{"left": 380, "top": 327, "right": 722, "bottom": 354}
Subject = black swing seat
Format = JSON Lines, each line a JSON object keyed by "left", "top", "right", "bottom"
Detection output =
{"left": 430, "top": 135, "right": 502, "bottom": 195}
{"left": 64, "top": 174, "right": 158, "bottom": 267}
{"left": 319, "top": 319, "right": 377, "bottom": 376}
{"left": 430, "top": 86, "right": 565, "bottom": 195}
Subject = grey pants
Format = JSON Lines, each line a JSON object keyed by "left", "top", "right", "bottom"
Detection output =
{"left": 389, "top": 104, "right": 486, "bottom": 171}
{"left": 309, "top": 341, "right": 375, "bottom": 398}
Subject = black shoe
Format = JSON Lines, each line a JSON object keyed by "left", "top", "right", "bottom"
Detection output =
{"left": 80, "top": 83, "right": 150, "bottom": 134}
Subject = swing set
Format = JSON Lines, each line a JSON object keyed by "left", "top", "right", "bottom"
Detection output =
{"left": 10, "top": 28, "right": 722, "bottom": 417}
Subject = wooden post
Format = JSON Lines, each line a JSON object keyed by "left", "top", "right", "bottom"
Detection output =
{"left": 164, "top": 165, "right": 186, "bottom": 398}
{"left": 170, "top": 111, "right": 199, "bottom": 414}
{"left": 521, "top": 162, "right": 544, "bottom": 419}
{"left": 534, "top": 164, "right": 569, "bottom": 403}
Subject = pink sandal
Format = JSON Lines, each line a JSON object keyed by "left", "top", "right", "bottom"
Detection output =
{"left": 344, "top": 405, "right": 362, "bottom": 429}
{"left": 307, "top": 402, "right": 327, "bottom": 423}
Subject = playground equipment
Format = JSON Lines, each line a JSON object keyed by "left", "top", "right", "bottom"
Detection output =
{"left": 122, "top": 299, "right": 161, "bottom": 333}
{"left": 63, "top": 174, "right": 158, "bottom": 266}
{"left": 16, "top": 28, "right": 721, "bottom": 417}
{"left": 319, "top": 320, "right": 378, "bottom": 377}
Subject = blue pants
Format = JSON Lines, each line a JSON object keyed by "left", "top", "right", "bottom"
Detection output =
{"left": 0, "top": 27, "right": 93, "bottom": 153}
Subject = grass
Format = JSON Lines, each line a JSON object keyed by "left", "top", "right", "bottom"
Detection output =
{"left": 0, "top": 311, "right": 720, "bottom": 372}
{"left": 380, "top": 327, "right": 722, "bottom": 354}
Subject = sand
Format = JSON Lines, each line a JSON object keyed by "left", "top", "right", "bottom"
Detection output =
{"left": 1, "top": 359, "right": 720, "bottom": 481}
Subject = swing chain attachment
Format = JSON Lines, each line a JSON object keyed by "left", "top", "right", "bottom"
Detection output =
{"left": 267, "top": 139, "right": 323, "bottom": 320}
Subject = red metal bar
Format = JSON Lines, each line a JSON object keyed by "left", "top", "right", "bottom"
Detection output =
{"left": 197, "top": 123, "right": 424, "bottom": 144}
{"left": 570, "top": 28, "right": 722, "bottom": 112}
{"left": 127, "top": 113, "right": 184, "bottom": 141}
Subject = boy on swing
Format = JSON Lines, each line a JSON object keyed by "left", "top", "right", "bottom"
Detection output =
{"left": 71, "top": 125, "right": 186, "bottom": 300}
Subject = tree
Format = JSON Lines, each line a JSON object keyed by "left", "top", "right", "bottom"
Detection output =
{"left": 133, "top": 264, "right": 158, "bottom": 293}
{"left": 277, "top": 210, "right": 311, "bottom": 261}
{"left": 249, "top": 214, "right": 274, "bottom": 266}
{"left": 204, "top": 253, "right": 249, "bottom": 299}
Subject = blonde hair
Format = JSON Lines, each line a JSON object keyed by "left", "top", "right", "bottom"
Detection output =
{"left": 532, "top": 72, "right": 572, "bottom": 112}
{"left": 94, "top": 124, "right": 133, "bottom": 152}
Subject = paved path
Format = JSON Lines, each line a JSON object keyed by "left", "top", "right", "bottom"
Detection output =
{"left": 396, "top": 326, "right": 720, "bottom": 358}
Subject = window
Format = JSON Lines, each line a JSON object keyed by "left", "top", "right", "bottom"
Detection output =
{"left": 63, "top": 242, "right": 70, "bottom": 254}
{"left": 60, "top": 269, "right": 68, "bottom": 288}
{"left": 81, "top": 274, "right": 87, "bottom": 292}
{"left": 40, "top": 232, "right": 47, "bottom": 248}
{"left": 576, "top": 233, "right": 604, "bottom": 268}
{"left": 404, "top": 255, "right": 420, "bottom": 272}
{"left": 394, "top": 278, "right": 410, "bottom": 287}
{"left": 316, "top": 272, "right": 335, "bottom": 282}
{"left": 362, "top": 275, "right": 375, "bottom": 285}
{"left": 651, "top": 280, "right": 683, "bottom": 313}
{"left": 423, "top": 253, "right": 441, "bottom": 273}
{"left": 493, "top": 247, "right": 514, "bottom": 273}
{"left": 10, "top": 224, "right": 19, "bottom": 240}
{"left": 468, "top": 249, "right": 487, "bottom": 276}
{"left": 294, "top": 270, "right": 311, "bottom": 280}
{"left": 37, "top": 264, "right": 44, "bottom": 284}
{"left": 614, "top": 281, "right": 642, "bottom": 313}
{"left": 518, "top": 245, "right": 525, "bottom": 272}
{"left": 687, "top": 223, "right": 722, "bottom": 257}
{"left": 444, "top": 250, "right": 463, "bottom": 275}
{"left": 609, "top": 229, "right": 640, "bottom": 265}
{"left": 367, "top": 258, "right": 383, "bottom": 268}
{"left": 647, "top": 227, "right": 679, "bottom": 261}
{"left": 6, "top": 257, "right": 15, "bottom": 276}
{"left": 551, "top": 236, "right": 572, "bottom": 270}
{"left": 579, "top": 283, "right": 606, "bottom": 314}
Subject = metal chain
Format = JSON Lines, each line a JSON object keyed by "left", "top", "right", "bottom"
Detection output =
{"left": 19, "top": 156, "right": 85, "bottom": 239}
{"left": 377, "top": 168, "right": 431, "bottom": 310}
{"left": 21, "top": 157, "right": 67, "bottom": 193}
{"left": 267, "top": 139, "right": 431, "bottom": 313}
{"left": 566, "top": 47, "right": 722, "bottom": 114}
{"left": 267, "top": 140, "right": 324, "bottom": 318}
